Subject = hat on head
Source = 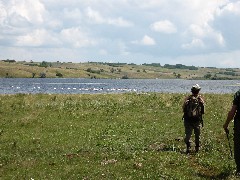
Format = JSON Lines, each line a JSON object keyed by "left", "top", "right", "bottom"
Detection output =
{"left": 191, "top": 84, "right": 201, "bottom": 92}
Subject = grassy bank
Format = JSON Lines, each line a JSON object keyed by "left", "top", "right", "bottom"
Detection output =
{"left": 1, "top": 60, "right": 240, "bottom": 79}
{"left": 0, "top": 93, "right": 238, "bottom": 179}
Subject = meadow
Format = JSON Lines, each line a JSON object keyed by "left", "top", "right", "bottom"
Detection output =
{"left": 1, "top": 60, "right": 240, "bottom": 80}
{"left": 0, "top": 93, "right": 238, "bottom": 179}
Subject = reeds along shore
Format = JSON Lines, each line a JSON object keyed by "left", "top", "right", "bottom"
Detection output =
{"left": 0, "top": 93, "right": 238, "bottom": 179}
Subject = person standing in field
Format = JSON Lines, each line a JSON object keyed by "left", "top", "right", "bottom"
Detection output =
{"left": 223, "top": 90, "right": 240, "bottom": 175}
{"left": 182, "top": 84, "right": 205, "bottom": 154}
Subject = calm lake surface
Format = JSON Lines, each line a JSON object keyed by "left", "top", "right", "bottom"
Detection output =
{"left": 0, "top": 78, "right": 240, "bottom": 94}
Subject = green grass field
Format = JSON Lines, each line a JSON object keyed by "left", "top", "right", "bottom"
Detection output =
{"left": 0, "top": 93, "right": 238, "bottom": 179}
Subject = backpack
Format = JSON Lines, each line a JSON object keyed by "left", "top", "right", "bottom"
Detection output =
{"left": 184, "top": 95, "right": 204, "bottom": 120}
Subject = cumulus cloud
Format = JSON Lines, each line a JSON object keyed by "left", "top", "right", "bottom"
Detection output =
{"left": 85, "top": 7, "right": 133, "bottom": 27}
{"left": 150, "top": 20, "right": 177, "bottom": 34}
{"left": 132, "top": 0, "right": 167, "bottom": 9}
{"left": 182, "top": 38, "right": 204, "bottom": 49}
{"left": 216, "top": 1, "right": 240, "bottom": 16}
{"left": 9, "top": 0, "right": 46, "bottom": 25}
{"left": 0, "top": 0, "right": 239, "bottom": 67}
{"left": 183, "top": 23, "right": 225, "bottom": 49}
{"left": 0, "top": 2, "right": 7, "bottom": 24}
{"left": 16, "top": 29, "right": 60, "bottom": 47}
{"left": 60, "top": 27, "right": 96, "bottom": 48}
{"left": 132, "top": 35, "right": 156, "bottom": 46}
{"left": 63, "top": 8, "right": 82, "bottom": 20}
{"left": 141, "top": 35, "right": 156, "bottom": 45}
{"left": 85, "top": 7, "right": 104, "bottom": 24}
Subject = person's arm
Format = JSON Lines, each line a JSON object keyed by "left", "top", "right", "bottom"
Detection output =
{"left": 198, "top": 95, "right": 205, "bottom": 104}
{"left": 223, "top": 105, "right": 237, "bottom": 132}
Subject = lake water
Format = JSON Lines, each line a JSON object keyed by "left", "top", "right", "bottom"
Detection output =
{"left": 0, "top": 78, "right": 240, "bottom": 94}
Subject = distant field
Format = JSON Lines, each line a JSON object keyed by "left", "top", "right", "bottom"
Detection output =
{"left": 0, "top": 93, "right": 239, "bottom": 179}
{"left": 1, "top": 60, "right": 240, "bottom": 79}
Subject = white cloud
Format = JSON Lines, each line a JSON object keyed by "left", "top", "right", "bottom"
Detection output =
{"left": 184, "top": 23, "right": 225, "bottom": 48}
{"left": 9, "top": 0, "right": 46, "bottom": 24}
{"left": 216, "top": 1, "right": 240, "bottom": 16}
{"left": 99, "top": 49, "right": 108, "bottom": 55}
{"left": 142, "top": 35, "right": 156, "bottom": 45}
{"left": 7, "top": 13, "right": 30, "bottom": 27}
{"left": 182, "top": 38, "right": 204, "bottom": 49}
{"left": 188, "top": 24, "right": 206, "bottom": 38}
{"left": 0, "top": 0, "right": 240, "bottom": 68}
{"left": 63, "top": 8, "right": 82, "bottom": 20}
{"left": 60, "top": 27, "right": 96, "bottom": 48}
{"left": 85, "top": 7, "right": 133, "bottom": 27}
{"left": 0, "top": 2, "right": 7, "bottom": 24}
{"left": 219, "top": 59, "right": 238, "bottom": 67}
{"left": 170, "top": 50, "right": 240, "bottom": 68}
{"left": 214, "top": 32, "right": 225, "bottom": 46}
{"left": 85, "top": 7, "right": 104, "bottom": 24}
{"left": 132, "top": 0, "right": 167, "bottom": 9}
{"left": 132, "top": 35, "right": 156, "bottom": 46}
{"left": 118, "top": 41, "right": 129, "bottom": 55}
{"left": 16, "top": 29, "right": 60, "bottom": 47}
{"left": 150, "top": 20, "right": 177, "bottom": 34}
{"left": 107, "top": 17, "right": 133, "bottom": 27}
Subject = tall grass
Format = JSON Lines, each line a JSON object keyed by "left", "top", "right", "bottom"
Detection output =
{"left": 0, "top": 93, "right": 237, "bottom": 179}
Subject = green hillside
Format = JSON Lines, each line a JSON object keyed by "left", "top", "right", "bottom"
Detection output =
{"left": 1, "top": 60, "right": 240, "bottom": 79}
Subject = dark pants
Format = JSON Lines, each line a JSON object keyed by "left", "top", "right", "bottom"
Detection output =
{"left": 234, "top": 119, "right": 240, "bottom": 172}
{"left": 184, "top": 119, "right": 201, "bottom": 148}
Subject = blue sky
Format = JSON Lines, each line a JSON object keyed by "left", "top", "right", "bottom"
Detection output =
{"left": 0, "top": 0, "right": 240, "bottom": 68}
